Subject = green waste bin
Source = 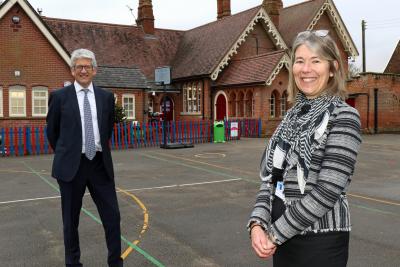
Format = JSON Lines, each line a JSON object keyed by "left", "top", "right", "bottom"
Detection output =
{"left": 213, "top": 121, "right": 225, "bottom": 143}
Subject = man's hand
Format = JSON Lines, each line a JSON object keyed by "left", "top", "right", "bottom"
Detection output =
{"left": 251, "top": 225, "right": 276, "bottom": 259}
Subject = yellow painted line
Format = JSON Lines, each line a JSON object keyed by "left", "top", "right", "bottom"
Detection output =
{"left": 116, "top": 187, "right": 149, "bottom": 260}
{"left": 148, "top": 152, "right": 400, "bottom": 208}
{"left": 348, "top": 193, "right": 400, "bottom": 207}
{"left": 149, "top": 151, "right": 255, "bottom": 176}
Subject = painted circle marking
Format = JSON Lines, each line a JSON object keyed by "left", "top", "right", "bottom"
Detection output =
{"left": 194, "top": 153, "right": 226, "bottom": 159}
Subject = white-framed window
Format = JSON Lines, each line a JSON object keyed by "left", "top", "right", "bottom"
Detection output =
{"left": 183, "top": 81, "right": 202, "bottom": 114}
{"left": 269, "top": 93, "right": 276, "bottom": 118}
{"left": 122, "top": 94, "right": 135, "bottom": 119}
{"left": 0, "top": 87, "right": 3, "bottom": 117}
{"left": 114, "top": 93, "right": 118, "bottom": 104}
{"left": 280, "top": 93, "right": 287, "bottom": 117}
{"left": 32, "top": 86, "right": 48, "bottom": 117}
{"left": 9, "top": 86, "right": 26, "bottom": 117}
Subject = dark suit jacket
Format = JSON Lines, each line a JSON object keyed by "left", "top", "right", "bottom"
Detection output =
{"left": 46, "top": 84, "right": 115, "bottom": 182}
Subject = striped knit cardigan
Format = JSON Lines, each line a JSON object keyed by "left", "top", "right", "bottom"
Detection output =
{"left": 247, "top": 101, "right": 362, "bottom": 245}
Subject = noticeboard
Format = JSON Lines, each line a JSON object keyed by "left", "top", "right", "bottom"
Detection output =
{"left": 230, "top": 122, "right": 238, "bottom": 137}
{"left": 155, "top": 66, "right": 171, "bottom": 85}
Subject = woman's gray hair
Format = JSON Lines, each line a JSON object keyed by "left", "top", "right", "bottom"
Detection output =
{"left": 287, "top": 30, "right": 347, "bottom": 102}
{"left": 70, "top": 48, "right": 98, "bottom": 68}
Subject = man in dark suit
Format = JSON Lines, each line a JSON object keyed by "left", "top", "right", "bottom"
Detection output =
{"left": 46, "top": 48, "right": 123, "bottom": 267}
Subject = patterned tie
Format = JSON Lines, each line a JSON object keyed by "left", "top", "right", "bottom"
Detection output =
{"left": 83, "top": 89, "right": 96, "bottom": 160}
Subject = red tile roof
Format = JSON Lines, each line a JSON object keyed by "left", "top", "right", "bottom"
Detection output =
{"left": 214, "top": 50, "right": 286, "bottom": 86}
{"left": 40, "top": 0, "right": 328, "bottom": 82}
{"left": 171, "top": 6, "right": 261, "bottom": 80}
{"left": 279, "top": 0, "right": 325, "bottom": 47}
{"left": 43, "top": 17, "right": 184, "bottom": 80}
{"left": 385, "top": 41, "right": 400, "bottom": 74}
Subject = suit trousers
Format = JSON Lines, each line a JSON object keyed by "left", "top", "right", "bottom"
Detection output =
{"left": 57, "top": 152, "right": 123, "bottom": 267}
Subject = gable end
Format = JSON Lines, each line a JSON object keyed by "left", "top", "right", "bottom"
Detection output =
{"left": 266, "top": 54, "right": 290, "bottom": 85}
{"left": 308, "top": 0, "right": 358, "bottom": 58}
{"left": 0, "top": 0, "right": 70, "bottom": 64}
{"left": 211, "top": 7, "right": 288, "bottom": 81}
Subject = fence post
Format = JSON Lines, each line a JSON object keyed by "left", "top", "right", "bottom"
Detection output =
{"left": 0, "top": 128, "right": 4, "bottom": 156}
{"left": 26, "top": 127, "right": 31, "bottom": 155}
{"left": 44, "top": 126, "right": 51, "bottom": 154}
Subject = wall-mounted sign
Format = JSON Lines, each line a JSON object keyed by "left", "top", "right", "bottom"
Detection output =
{"left": 155, "top": 66, "right": 171, "bottom": 85}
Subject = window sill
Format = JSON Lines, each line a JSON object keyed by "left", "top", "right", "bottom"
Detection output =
{"left": 9, "top": 115, "right": 27, "bottom": 118}
{"left": 180, "top": 112, "right": 201, "bottom": 116}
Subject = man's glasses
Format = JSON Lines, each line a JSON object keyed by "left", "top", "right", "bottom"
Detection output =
{"left": 74, "top": 65, "right": 93, "bottom": 72}
{"left": 297, "top": 29, "right": 329, "bottom": 38}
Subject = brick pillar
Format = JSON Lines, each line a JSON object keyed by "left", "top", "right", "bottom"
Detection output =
{"left": 203, "top": 78, "right": 212, "bottom": 120}
{"left": 137, "top": 0, "right": 155, "bottom": 35}
{"left": 217, "top": 0, "right": 231, "bottom": 20}
{"left": 262, "top": 0, "right": 283, "bottom": 28}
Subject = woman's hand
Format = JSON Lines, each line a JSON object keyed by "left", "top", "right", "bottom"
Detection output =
{"left": 250, "top": 225, "right": 276, "bottom": 259}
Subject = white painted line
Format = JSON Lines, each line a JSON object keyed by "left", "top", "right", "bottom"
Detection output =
{"left": 123, "top": 184, "right": 178, "bottom": 192}
{"left": 179, "top": 178, "right": 242, "bottom": 187}
{"left": 123, "top": 178, "right": 243, "bottom": 192}
{"left": 0, "top": 178, "right": 242, "bottom": 205}
{"left": 0, "top": 178, "right": 243, "bottom": 205}
{"left": 0, "top": 195, "right": 61, "bottom": 205}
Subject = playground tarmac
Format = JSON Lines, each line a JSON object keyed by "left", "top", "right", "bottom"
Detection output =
{"left": 0, "top": 134, "right": 399, "bottom": 267}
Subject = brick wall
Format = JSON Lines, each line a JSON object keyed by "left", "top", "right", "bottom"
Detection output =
{"left": 0, "top": 5, "right": 145, "bottom": 128}
{"left": 348, "top": 73, "right": 400, "bottom": 133}
{"left": 113, "top": 88, "right": 145, "bottom": 122}
{"left": 0, "top": 3, "right": 72, "bottom": 128}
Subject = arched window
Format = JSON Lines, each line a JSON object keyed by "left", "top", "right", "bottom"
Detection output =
{"left": 269, "top": 91, "right": 279, "bottom": 118}
{"left": 245, "top": 91, "right": 254, "bottom": 117}
{"left": 230, "top": 93, "right": 236, "bottom": 117}
{"left": 280, "top": 91, "right": 288, "bottom": 117}
{"left": 237, "top": 92, "right": 244, "bottom": 117}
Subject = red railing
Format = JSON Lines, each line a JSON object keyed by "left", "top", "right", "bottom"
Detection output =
{"left": 0, "top": 119, "right": 261, "bottom": 157}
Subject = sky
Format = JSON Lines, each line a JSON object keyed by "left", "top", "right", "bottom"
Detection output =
{"left": 26, "top": 0, "right": 400, "bottom": 73}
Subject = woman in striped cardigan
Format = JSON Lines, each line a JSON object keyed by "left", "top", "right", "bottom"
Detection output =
{"left": 248, "top": 30, "right": 362, "bottom": 267}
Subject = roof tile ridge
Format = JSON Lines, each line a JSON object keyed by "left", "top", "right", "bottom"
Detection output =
{"left": 42, "top": 16, "right": 136, "bottom": 27}
{"left": 43, "top": 16, "right": 185, "bottom": 33}
{"left": 186, "top": 5, "right": 261, "bottom": 32}
{"left": 283, "top": 0, "right": 316, "bottom": 10}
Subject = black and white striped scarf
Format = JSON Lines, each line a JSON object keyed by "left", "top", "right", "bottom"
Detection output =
{"left": 261, "top": 93, "right": 341, "bottom": 193}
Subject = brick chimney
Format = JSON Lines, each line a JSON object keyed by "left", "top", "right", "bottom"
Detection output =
{"left": 263, "top": 0, "right": 283, "bottom": 28}
{"left": 137, "top": 0, "right": 155, "bottom": 35}
{"left": 217, "top": 0, "right": 231, "bottom": 20}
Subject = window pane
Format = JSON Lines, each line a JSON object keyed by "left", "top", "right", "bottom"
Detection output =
{"left": 270, "top": 95, "right": 275, "bottom": 117}
{"left": 32, "top": 89, "right": 48, "bottom": 116}
{"left": 9, "top": 87, "right": 26, "bottom": 116}
{"left": 123, "top": 96, "right": 135, "bottom": 119}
